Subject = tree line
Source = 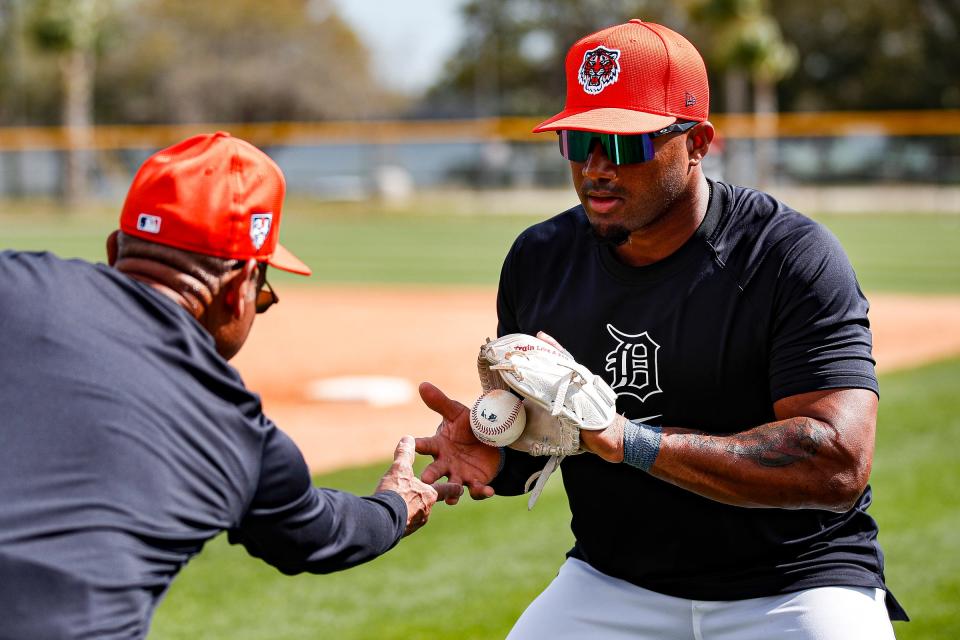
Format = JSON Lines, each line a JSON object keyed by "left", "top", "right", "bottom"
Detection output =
{"left": 0, "top": 0, "right": 956, "bottom": 203}
{"left": 2, "top": 0, "right": 955, "bottom": 128}
{"left": 0, "top": 0, "right": 402, "bottom": 127}
{"left": 426, "top": 0, "right": 959, "bottom": 117}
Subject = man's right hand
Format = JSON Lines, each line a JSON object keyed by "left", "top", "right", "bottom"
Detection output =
{"left": 415, "top": 382, "right": 502, "bottom": 504}
{"left": 376, "top": 436, "right": 462, "bottom": 537}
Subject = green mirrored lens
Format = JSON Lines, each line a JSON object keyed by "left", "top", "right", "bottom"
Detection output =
{"left": 559, "top": 130, "right": 594, "bottom": 162}
{"left": 558, "top": 131, "right": 656, "bottom": 165}
{"left": 602, "top": 134, "right": 655, "bottom": 164}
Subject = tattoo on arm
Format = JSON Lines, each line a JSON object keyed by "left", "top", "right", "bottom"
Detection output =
{"left": 727, "top": 418, "right": 827, "bottom": 468}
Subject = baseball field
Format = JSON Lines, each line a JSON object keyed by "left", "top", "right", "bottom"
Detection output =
{"left": 4, "top": 200, "right": 959, "bottom": 638}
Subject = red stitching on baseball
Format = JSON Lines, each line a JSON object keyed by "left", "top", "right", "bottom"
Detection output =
{"left": 472, "top": 393, "right": 521, "bottom": 435}
{"left": 502, "top": 401, "right": 521, "bottom": 433}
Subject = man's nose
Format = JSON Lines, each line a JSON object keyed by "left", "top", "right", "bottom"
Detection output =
{"left": 582, "top": 140, "right": 617, "bottom": 181}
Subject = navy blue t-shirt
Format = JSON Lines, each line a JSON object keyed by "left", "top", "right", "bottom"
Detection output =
{"left": 0, "top": 252, "right": 407, "bottom": 639}
{"left": 491, "top": 180, "right": 905, "bottom": 619}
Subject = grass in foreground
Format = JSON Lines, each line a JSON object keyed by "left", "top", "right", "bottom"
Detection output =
{"left": 868, "top": 358, "right": 960, "bottom": 639}
{"left": 151, "top": 464, "right": 572, "bottom": 640}
{"left": 151, "top": 358, "right": 960, "bottom": 639}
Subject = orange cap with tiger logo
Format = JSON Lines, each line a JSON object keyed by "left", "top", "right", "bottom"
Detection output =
{"left": 533, "top": 19, "right": 709, "bottom": 135}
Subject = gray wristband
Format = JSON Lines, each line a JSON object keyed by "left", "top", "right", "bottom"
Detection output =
{"left": 622, "top": 421, "right": 662, "bottom": 472}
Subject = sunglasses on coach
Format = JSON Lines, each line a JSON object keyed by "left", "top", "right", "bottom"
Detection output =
{"left": 557, "top": 121, "right": 699, "bottom": 165}
{"left": 255, "top": 263, "right": 278, "bottom": 314}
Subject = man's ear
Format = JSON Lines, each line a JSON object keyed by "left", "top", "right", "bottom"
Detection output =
{"left": 222, "top": 259, "right": 258, "bottom": 319}
{"left": 687, "top": 121, "right": 715, "bottom": 167}
{"left": 106, "top": 230, "right": 120, "bottom": 266}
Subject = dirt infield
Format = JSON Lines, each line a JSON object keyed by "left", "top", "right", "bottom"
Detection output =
{"left": 231, "top": 287, "right": 960, "bottom": 474}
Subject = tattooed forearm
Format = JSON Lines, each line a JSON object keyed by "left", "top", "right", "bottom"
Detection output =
{"left": 651, "top": 392, "right": 874, "bottom": 511}
{"left": 726, "top": 418, "right": 828, "bottom": 468}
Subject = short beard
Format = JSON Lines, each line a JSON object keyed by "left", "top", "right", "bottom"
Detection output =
{"left": 589, "top": 223, "right": 631, "bottom": 247}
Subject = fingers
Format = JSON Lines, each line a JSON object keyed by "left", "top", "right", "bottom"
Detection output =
{"left": 414, "top": 435, "right": 439, "bottom": 457}
{"left": 467, "top": 481, "right": 496, "bottom": 500}
{"left": 409, "top": 434, "right": 456, "bottom": 488}
{"left": 404, "top": 481, "right": 464, "bottom": 536}
{"left": 405, "top": 510, "right": 429, "bottom": 536}
{"left": 536, "top": 331, "right": 571, "bottom": 356}
{"left": 418, "top": 381, "right": 465, "bottom": 421}
{"left": 419, "top": 460, "right": 447, "bottom": 485}
{"left": 382, "top": 437, "right": 470, "bottom": 536}
{"left": 417, "top": 452, "right": 464, "bottom": 487}
{"left": 536, "top": 330, "right": 560, "bottom": 347}
{"left": 392, "top": 435, "right": 416, "bottom": 470}
{"left": 402, "top": 481, "right": 436, "bottom": 537}
{"left": 433, "top": 482, "right": 464, "bottom": 503}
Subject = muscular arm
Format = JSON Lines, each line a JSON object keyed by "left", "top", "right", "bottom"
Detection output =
{"left": 582, "top": 387, "right": 877, "bottom": 512}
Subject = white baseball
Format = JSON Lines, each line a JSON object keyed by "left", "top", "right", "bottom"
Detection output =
{"left": 470, "top": 389, "right": 526, "bottom": 447}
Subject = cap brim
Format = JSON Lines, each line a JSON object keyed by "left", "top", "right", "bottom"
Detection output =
{"left": 533, "top": 108, "right": 680, "bottom": 135}
{"left": 268, "top": 243, "right": 312, "bottom": 276}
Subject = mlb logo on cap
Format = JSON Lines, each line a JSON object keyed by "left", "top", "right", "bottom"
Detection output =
{"left": 136, "top": 213, "right": 161, "bottom": 234}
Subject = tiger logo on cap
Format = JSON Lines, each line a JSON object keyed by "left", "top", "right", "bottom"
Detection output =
{"left": 578, "top": 46, "right": 620, "bottom": 95}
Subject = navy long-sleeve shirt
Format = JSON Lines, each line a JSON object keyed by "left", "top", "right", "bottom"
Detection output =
{"left": 0, "top": 251, "right": 406, "bottom": 639}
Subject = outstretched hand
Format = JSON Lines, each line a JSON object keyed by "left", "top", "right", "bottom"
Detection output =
{"left": 376, "top": 435, "right": 463, "bottom": 537}
{"left": 415, "top": 382, "right": 501, "bottom": 504}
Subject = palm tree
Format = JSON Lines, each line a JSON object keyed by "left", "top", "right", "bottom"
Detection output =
{"left": 28, "top": 0, "right": 107, "bottom": 207}
{"left": 687, "top": 0, "right": 797, "bottom": 187}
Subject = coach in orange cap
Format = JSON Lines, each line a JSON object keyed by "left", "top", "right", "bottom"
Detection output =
{"left": 0, "top": 132, "right": 459, "bottom": 638}
{"left": 416, "top": 20, "right": 906, "bottom": 639}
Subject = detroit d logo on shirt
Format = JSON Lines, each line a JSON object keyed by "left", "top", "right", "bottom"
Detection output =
{"left": 250, "top": 213, "right": 273, "bottom": 250}
{"left": 579, "top": 46, "right": 621, "bottom": 95}
{"left": 604, "top": 324, "right": 662, "bottom": 402}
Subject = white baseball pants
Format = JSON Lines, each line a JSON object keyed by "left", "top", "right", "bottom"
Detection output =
{"left": 506, "top": 558, "right": 896, "bottom": 640}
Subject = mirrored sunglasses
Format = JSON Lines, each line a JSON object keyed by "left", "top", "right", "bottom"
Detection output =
{"left": 557, "top": 121, "right": 699, "bottom": 165}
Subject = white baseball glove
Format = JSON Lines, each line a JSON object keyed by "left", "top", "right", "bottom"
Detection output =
{"left": 477, "top": 333, "right": 619, "bottom": 508}
{"left": 508, "top": 400, "right": 580, "bottom": 457}
{"left": 478, "top": 333, "right": 618, "bottom": 436}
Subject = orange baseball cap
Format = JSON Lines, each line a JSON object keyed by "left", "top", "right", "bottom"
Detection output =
{"left": 120, "top": 132, "right": 311, "bottom": 276}
{"left": 533, "top": 19, "right": 709, "bottom": 135}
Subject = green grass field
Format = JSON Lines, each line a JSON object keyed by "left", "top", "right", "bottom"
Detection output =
{"left": 2, "top": 199, "right": 959, "bottom": 292}
{"left": 815, "top": 214, "right": 960, "bottom": 294}
{"left": 146, "top": 358, "right": 960, "bottom": 640}
{"left": 4, "top": 200, "right": 959, "bottom": 637}
{"left": 870, "top": 359, "right": 960, "bottom": 638}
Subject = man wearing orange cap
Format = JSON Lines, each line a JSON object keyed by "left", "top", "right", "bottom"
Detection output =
{"left": 0, "top": 132, "right": 459, "bottom": 638}
{"left": 416, "top": 20, "right": 905, "bottom": 639}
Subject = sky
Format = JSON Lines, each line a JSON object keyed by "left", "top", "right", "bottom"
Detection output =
{"left": 329, "top": 0, "right": 467, "bottom": 95}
